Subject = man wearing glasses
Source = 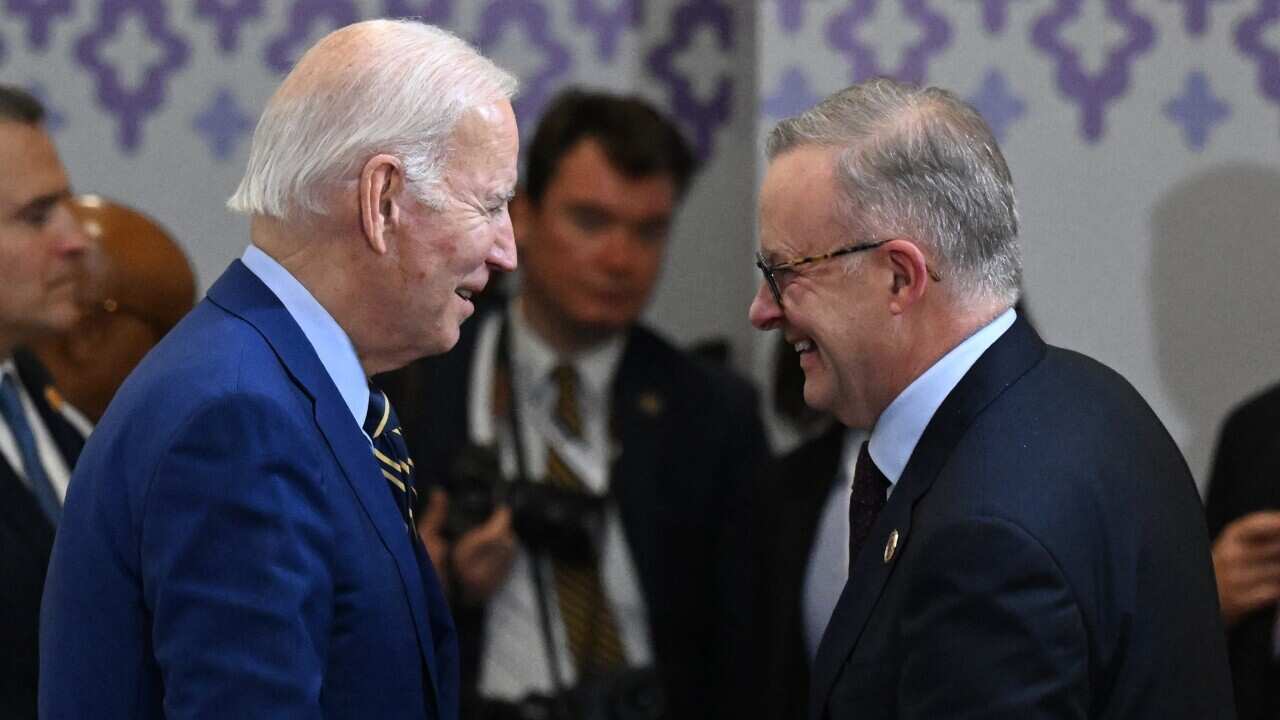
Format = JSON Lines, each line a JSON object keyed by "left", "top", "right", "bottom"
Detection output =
{"left": 749, "top": 78, "right": 1232, "bottom": 718}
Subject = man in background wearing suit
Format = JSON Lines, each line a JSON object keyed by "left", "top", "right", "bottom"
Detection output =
{"left": 748, "top": 77, "right": 1233, "bottom": 718}
{"left": 41, "top": 20, "right": 517, "bottom": 718}
{"left": 0, "top": 85, "right": 92, "bottom": 720}
{"left": 382, "top": 89, "right": 766, "bottom": 719}
{"left": 1205, "top": 382, "right": 1280, "bottom": 720}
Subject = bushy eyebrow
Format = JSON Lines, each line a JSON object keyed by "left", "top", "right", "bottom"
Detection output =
{"left": 9, "top": 188, "right": 70, "bottom": 221}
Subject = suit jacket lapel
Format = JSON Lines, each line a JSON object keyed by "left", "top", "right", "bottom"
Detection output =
{"left": 207, "top": 261, "right": 444, "bottom": 712}
{"left": 608, "top": 333, "right": 672, "bottom": 600}
{"left": 808, "top": 317, "right": 1047, "bottom": 719}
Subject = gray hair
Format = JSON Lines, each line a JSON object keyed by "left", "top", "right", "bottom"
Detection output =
{"left": 766, "top": 77, "right": 1021, "bottom": 305}
{"left": 228, "top": 19, "right": 517, "bottom": 219}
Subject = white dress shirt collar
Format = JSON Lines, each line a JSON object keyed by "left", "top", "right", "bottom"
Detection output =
{"left": 240, "top": 245, "right": 370, "bottom": 431}
{"left": 509, "top": 297, "right": 625, "bottom": 404}
{"left": 868, "top": 308, "right": 1017, "bottom": 485}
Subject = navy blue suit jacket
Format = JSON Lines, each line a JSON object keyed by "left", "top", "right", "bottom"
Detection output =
{"left": 40, "top": 261, "right": 459, "bottom": 719}
{"left": 810, "top": 317, "right": 1234, "bottom": 719}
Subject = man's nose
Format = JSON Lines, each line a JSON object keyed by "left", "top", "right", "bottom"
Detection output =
{"left": 487, "top": 210, "right": 517, "bottom": 272}
{"left": 749, "top": 281, "right": 782, "bottom": 330}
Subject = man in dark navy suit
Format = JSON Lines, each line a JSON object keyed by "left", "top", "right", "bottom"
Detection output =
{"left": 748, "top": 77, "right": 1233, "bottom": 719}
{"left": 41, "top": 20, "right": 518, "bottom": 719}
{"left": 0, "top": 85, "right": 92, "bottom": 720}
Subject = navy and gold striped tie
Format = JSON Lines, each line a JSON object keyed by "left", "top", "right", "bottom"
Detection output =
{"left": 364, "top": 385, "right": 417, "bottom": 528}
{"left": 546, "top": 364, "right": 626, "bottom": 675}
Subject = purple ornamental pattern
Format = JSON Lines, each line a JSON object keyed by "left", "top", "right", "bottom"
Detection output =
{"left": 1166, "top": 0, "right": 1231, "bottom": 36}
{"left": 194, "top": 87, "right": 254, "bottom": 161}
{"left": 382, "top": 0, "right": 452, "bottom": 22}
{"left": 574, "top": 0, "right": 642, "bottom": 62}
{"left": 1235, "top": 0, "right": 1280, "bottom": 108}
{"left": 264, "top": 0, "right": 359, "bottom": 75}
{"left": 1163, "top": 71, "right": 1229, "bottom": 151}
{"left": 761, "top": 65, "right": 820, "bottom": 120}
{"left": 647, "top": 0, "right": 735, "bottom": 161}
{"left": 776, "top": 0, "right": 804, "bottom": 33}
{"left": 1031, "top": 0, "right": 1155, "bottom": 142}
{"left": 74, "top": 0, "right": 189, "bottom": 152}
{"left": 966, "top": 69, "right": 1025, "bottom": 142}
{"left": 825, "top": 0, "right": 952, "bottom": 84}
{"left": 476, "top": 0, "right": 572, "bottom": 131}
{"left": 969, "top": 0, "right": 1026, "bottom": 35}
{"left": 5, "top": 0, "right": 74, "bottom": 51}
{"left": 194, "top": 0, "right": 264, "bottom": 54}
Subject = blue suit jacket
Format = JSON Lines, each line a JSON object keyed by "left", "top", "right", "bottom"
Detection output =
{"left": 809, "top": 317, "right": 1234, "bottom": 719}
{"left": 40, "top": 261, "right": 458, "bottom": 719}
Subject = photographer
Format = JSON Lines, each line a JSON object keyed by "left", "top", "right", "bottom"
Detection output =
{"left": 381, "top": 89, "right": 767, "bottom": 719}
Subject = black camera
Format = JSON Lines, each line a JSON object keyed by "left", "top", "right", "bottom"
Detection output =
{"left": 441, "top": 443, "right": 607, "bottom": 566}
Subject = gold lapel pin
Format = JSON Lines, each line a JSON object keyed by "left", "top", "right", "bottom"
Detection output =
{"left": 884, "top": 529, "right": 900, "bottom": 564}
{"left": 638, "top": 391, "right": 664, "bottom": 417}
{"left": 44, "top": 386, "right": 64, "bottom": 413}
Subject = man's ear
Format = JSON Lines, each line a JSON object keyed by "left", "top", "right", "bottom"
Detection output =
{"left": 359, "top": 154, "right": 405, "bottom": 255}
{"left": 884, "top": 238, "right": 931, "bottom": 315}
{"left": 509, "top": 189, "right": 534, "bottom": 249}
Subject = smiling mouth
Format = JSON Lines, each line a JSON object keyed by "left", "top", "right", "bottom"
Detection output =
{"left": 793, "top": 339, "right": 815, "bottom": 353}
{"left": 455, "top": 289, "right": 474, "bottom": 301}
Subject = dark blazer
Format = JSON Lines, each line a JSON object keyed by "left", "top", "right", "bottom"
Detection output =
{"left": 0, "top": 350, "right": 84, "bottom": 720}
{"left": 1205, "top": 381, "right": 1280, "bottom": 720}
{"left": 41, "top": 261, "right": 459, "bottom": 719}
{"left": 810, "top": 317, "right": 1234, "bottom": 719}
{"left": 380, "top": 301, "right": 767, "bottom": 719}
{"left": 754, "top": 422, "right": 844, "bottom": 720}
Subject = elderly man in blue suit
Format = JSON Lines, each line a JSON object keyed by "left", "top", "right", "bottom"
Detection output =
{"left": 40, "top": 19, "right": 518, "bottom": 719}
{"left": 748, "top": 78, "right": 1234, "bottom": 719}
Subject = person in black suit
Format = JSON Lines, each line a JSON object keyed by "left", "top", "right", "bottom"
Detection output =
{"left": 1205, "top": 382, "right": 1280, "bottom": 720}
{"left": 747, "top": 77, "right": 1233, "bottom": 718}
{"left": 381, "top": 89, "right": 767, "bottom": 719}
{"left": 0, "top": 85, "right": 92, "bottom": 719}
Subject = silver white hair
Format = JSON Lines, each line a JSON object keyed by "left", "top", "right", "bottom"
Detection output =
{"left": 767, "top": 78, "right": 1021, "bottom": 306}
{"left": 228, "top": 19, "right": 517, "bottom": 219}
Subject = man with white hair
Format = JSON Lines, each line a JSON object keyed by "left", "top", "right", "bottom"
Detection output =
{"left": 749, "top": 77, "right": 1233, "bottom": 718}
{"left": 40, "top": 19, "right": 517, "bottom": 719}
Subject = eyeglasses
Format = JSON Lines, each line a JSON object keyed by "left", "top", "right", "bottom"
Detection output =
{"left": 755, "top": 239, "right": 942, "bottom": 307}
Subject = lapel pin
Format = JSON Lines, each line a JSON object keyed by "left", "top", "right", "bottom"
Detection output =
{"left": 44, "top": 386, "right": 64, "bottom": 413}
{"left": 884, "top": 529, "right": 900, "bottom": 564}
{"left": 638, "top": 391, "right": 664, "bottom": 417}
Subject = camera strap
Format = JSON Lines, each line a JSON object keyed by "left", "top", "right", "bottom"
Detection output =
{"left": 492, "top": 308, "right": 623, "bottom": 707}
{"left": 493, "top": 313, "right": 571, "bottom": 705}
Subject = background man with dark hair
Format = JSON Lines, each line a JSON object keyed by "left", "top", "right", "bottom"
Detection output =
{"left": 749, "top": 77, "right": 1232, "bottom": 718}
{"left": 382, "top": 88, "right": 766, "bottom": 719}
{"left": 0, "top": 84, "right": 92, "bottom": 720}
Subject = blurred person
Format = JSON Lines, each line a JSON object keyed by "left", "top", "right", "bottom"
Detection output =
{"left": 0, "top": 84, "right": 92, "bottom": 720}
{"left": 381, "top": 88, "right": 767, "bottom": 719}
{"left": 31, "top": 195, "right": 196, "bottom": 422}
{"left": 749, "top": 77, "right": 1232, "bottom": 718}
{"left": 39, "top": 20, "right": 518, "bottom": 719}
{"left": 1205, "top": 381, "right": 1280, "bottom": 720}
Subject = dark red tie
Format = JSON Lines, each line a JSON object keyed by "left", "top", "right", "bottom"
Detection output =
{"left": 849, "top": 441, "right": 889, "bottom": 571}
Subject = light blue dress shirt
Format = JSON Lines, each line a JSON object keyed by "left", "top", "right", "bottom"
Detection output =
{"left": 240, "top": 245, "right": 370, "bottom": 434}
{"left": 869, "top": 307, "right": 1017, "bottom": 489}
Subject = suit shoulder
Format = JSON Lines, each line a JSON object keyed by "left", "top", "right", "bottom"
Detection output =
{"left": 1219, "top": 380, "right": 1280, "bottom": 434}
{"left": 624, "top": 325, "right": 759, "bottom": 411}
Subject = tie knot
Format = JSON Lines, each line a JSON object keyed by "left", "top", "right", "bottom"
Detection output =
{"left": 364, "top": 385, "right": 392, "bottom": 439}
{"left": 852, "top": 441, "right": 889, "bottom": 506}
{"left": 551, "top": 363, "right": 583, "bottom": 439}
